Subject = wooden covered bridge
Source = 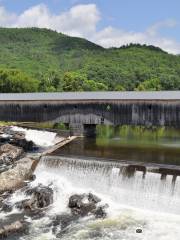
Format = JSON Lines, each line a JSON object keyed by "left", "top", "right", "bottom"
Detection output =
{"left": 0, "top": 91, "right": 180, "bottom": 135}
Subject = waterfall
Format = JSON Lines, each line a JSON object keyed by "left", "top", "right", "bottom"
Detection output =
{"left": 10, "top": 126, "right": 62, "bottom": 147}
{"left": 40, "top": 156, "right": 180, "bottom": 215}
{"left": 18, "top": 155, "right": 180, "bottom": 240}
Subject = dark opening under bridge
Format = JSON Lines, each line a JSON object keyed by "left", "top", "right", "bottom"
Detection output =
{"left": 0, "top": 91, "right": 180, "bottom": 135}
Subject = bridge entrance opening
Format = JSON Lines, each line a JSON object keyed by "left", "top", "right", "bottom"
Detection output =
{"left": 84, "top": 124, "right": 96, "bottom": 138}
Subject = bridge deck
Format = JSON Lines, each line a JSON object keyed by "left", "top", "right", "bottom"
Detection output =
{"left": 0, "top": 91, "right": 180, "bottom": 101}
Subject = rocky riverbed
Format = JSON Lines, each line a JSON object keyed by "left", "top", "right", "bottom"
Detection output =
{"left": 0, "top": 126, "right": 108, "bottom": 239}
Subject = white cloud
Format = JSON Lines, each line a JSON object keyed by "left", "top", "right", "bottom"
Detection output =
{"left": 0, "top": 3, "right": 179, "bottom": 54}
{"left": 11, "top": 3, "right": 100, "bottom": 38}
{"left": 93, "top": 24, "right": 180, "bottom": 54}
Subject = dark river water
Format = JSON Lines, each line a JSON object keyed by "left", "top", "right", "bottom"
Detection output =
{"left": 51, "top": 136, "right": 180, "bottom": 166}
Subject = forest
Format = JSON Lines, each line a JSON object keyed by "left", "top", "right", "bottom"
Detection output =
{"left": 0, "top": 28, "right": 180, "bottom": 93}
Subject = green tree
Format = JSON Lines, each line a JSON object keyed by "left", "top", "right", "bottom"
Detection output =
{"left": 39, "top": 70, "right": 63, "bottom": 92}
{"left": 62, "top": 72, "right": 86, "bottom": 91}
{"left": 114, "top": 84, "right": 126, "bottom": 91}
{"left": 0, "top": 69, "right": 39, "bottom": 93}
{"left": 83, "top": 80, "right": 108, "bottom": 91}
{"left": 135, "top": 78, "right": 162, "bottom": 91}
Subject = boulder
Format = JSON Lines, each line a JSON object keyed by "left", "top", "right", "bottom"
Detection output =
{"left": 1, "top": 202, "right": 13, "bottom": 213}
{"left": 52, "top": 214, "right": 78, "bottom": 235}
{"left": 136, "top": 228, "right": 143, "bottom": 233}
{"left": 88, "top": 193, "right": 101, "bottom": 204}
{"left": 0, "top": 158, "right": 39, "bottom": 194}
{"left": 0, "top": 128, "right": 35, "bottom": 151}
{"left": 68, "top": 193, "right": 108, "bottom": 218}
{"left": 92, "top": 205, "right": 108, "bottom": 219}
{"left": 10, "top": 138, "right": 34, "bottom": 152}
{"left": 17, "top": 184, "right": 53, "bottom": 211}
{"left": 51, "top": 193, "right": 107, "bottom": 238}
{"left": 68, "top": 194, "right": 85, "bottom": 209}
{"left": 0, "top": 144, "right": 23, "bottom": 165}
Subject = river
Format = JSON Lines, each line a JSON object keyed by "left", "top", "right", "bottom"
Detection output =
{"left": 1, "top": 126, "right": 180, "bottom": 239}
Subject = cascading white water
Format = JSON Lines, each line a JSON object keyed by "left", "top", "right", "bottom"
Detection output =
{"left": 19, "top": 156, "right": 180, "bottom": 240}
{"left": 40, "top": 156, "right": 180, "bottom": 214}
{"left": 10, "top": 126, "right": 62, "bottom": 147}
{"left": 2, "top": 127, "right": 180, "bottom": 240}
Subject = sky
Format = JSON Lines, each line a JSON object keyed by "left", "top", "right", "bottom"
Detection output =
{"left": 0, "top": 0, "right": 180, "bottom": 54}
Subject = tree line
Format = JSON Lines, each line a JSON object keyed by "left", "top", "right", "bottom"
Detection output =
{"left": 0, "top": 67, "right": 180, "bottom": 93}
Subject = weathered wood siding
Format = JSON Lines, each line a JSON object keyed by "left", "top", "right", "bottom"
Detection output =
{"left": 0, "top": 100, "right": 180, "bottom": 127}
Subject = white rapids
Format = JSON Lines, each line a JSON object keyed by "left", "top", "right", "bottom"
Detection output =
{"left": 10, "top": 126, "right": 62, "bottom": 147}
{"left": 8, "top": 156, "right": 180, "bottom": 240}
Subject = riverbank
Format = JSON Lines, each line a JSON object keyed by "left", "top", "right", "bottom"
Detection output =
{"left": 0, "top": 126, "right": 108, "bottom": 239}
{"left": 0, "top": 126, "right": 69, "bottom": 238}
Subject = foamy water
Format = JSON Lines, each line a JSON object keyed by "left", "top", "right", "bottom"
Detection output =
{"left": 10, "top": 126, "right": 61, "bottom": 147}
{"left": 13, "top": 158, "right": 180, "bottom": 239}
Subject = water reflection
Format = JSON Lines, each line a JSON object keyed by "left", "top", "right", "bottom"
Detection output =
{"left": 52, "top": 126, "right": 180, "bottom": 166}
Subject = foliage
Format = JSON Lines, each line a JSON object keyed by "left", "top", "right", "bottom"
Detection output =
{"left": 53, "top": 122, "right": 69, "bottom": 130}
{"left": 135, "top": 78, "right": 162, "bottom": 91}
{"left": 62, "top": 72, "right": 108, "bottom": 91}
{"left": 0, "top": 28, "right": 180, "bottom": 92}
{"left": 0, "top": 69, "right": 39, "bottom": 93}
{"left": 96, "top": 125, "right": 180, "bottom": 141}
{"left": 39, "top": 70, "right": 63, "bottom": 92}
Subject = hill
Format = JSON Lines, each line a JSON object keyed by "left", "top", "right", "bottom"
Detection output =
{"left": 0, "top": 27, "right": 180, "bottom": 92}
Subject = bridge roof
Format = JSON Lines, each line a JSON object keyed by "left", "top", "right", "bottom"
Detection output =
{"left": 0, "top": 91, "right": 180, "bottom": 101}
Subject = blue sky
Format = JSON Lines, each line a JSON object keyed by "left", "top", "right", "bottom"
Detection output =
{"left": 0, "top": 0, "right": 180, "bottom": 53}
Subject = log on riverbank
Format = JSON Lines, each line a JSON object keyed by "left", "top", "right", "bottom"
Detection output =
{"left": 0, "top": 157, "right": 39, "bottom": 193}
{"left": 41, "top": 136, "right": 77, "bottom": 156}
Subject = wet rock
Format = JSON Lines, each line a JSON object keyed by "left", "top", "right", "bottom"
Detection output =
{"left": 17, "top": 184, "right": 53, "bottom": 211}
{"left": 88, "top": 193, "right": 101, "bottom": 204}
{"left": 0, "top": 220, "right": 28, "bottom": 239}
{"left": 0, "top": 144, "right": 23, "bottom": 166}
{"left": 0, "top": 190, "right": 15, "bottom": 211}
{"left": 69, "top": 194, "right": 96, "bottom": 216}
{"left": 12, "top": 132, "right": 25, "bottom": 140}
{"left": 92, "top": 204, "right": 108, "bottom": 219}
{"left": 1, "top": 202, "right": 13, "bottom": 213}
{"left": 10, "top": 138, "right": 34, "bottom": 152}
{"left": 68, "top": 194, "right": 85, "bottom": 208}
{"left": 0, "top": 134, "right": 10, "bottom": 144}
{"left": 52, "top": 214, "right": 78, "bottom": 233}
{"left": 29, "top": 174, "right": 36, "bottom": 181}
{"left": 88, "top": 230, "right": 103, "bottom": 238}
{"left": 136, "top": 228, "right": 143, "bottom": 233}
{"left": 68, "top": 193, "right": 108, "bottom": 218}
{"left": 0, "top": 197, "right": 3, "bottom": 209}
{"left": 0, "top": 158, "right": 39, "bottom": 194}
{"left": 29, "top": 184, "right": 53, "bottom": 209}
{"left": 50, "top": 194, "right": 107, "bottom": 238}
{"left": 51, "top": 214, "right": 79, "bottom": 238}
{"left": 0, "top": 128, "right": 36, "bottom": 151}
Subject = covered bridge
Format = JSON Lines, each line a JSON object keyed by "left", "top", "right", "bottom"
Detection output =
{"left": 0, "top": 91, "right": 180, "bottom": 135}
